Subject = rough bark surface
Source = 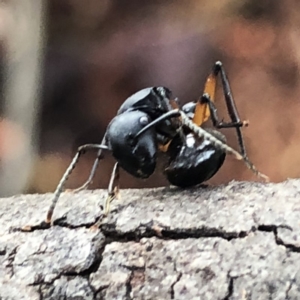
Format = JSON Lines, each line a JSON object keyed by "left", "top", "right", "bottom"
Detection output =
{"left": 1, "top": 179, "right": 300, "bottom": 299}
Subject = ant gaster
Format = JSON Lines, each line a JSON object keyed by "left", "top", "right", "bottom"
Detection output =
{"left": 40, "top": 61, "right": 269, "bottom": 227}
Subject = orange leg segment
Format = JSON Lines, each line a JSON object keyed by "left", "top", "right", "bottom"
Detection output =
{"left": 193, "top": 73, "right": 217, "bottom": 126}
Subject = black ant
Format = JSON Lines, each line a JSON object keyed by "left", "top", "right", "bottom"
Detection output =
{"left": 39, "top": 61, "right": 269, "bottom": 227}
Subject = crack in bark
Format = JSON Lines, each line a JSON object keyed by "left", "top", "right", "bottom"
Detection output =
{"left": 55, "top": 215, "right": 103, "bottom": 230}
{"left": 120, "top": 265, "right": 146, "bottom": 300}
{"left": 86, "top": 276, "right": 97, "bottom": 300}
{"left": 285, "top": 278, "right": 294, "bottom": 299}
{"left": 94, "top": 285, "right": 110, "bottom": 300}
{"left": 39, "top": 280, "right": 66, "bottom": 300}
{"left": 17, "top": 207, "right": 298, "bottom": 257}
{"left": 257, "top": 225, "right": 300, "bottom": 253}
{"left": 18, "top": 215, "right": 103, "bottom": 232}
{"left": 125, "top": 270, "right": 134, "bottom": 300}
{"left": 223, "top": 274, "right": 234, "bottom": 300}
{"left": 170, "top": 272, "right": 182, "bottom": 299}
{"left": 36, "top": 284, "right": 43, "bottom": 300}
{"left": 18, "top": 218, "right": 251, "bottom": 251}
{"left": 62, "top": 258, "right": 102, "bottom": 278}
{"left": 167, "top": 260, "right": 181, "bottom": 299}
{"left": 20, "top": 217, "right": 297, "bottom": 249}
{"left": 5, "top": 246, "right": 18, "bottom": 278}
{"left": 100, "top": 222, "right": 249, "bottom": 243}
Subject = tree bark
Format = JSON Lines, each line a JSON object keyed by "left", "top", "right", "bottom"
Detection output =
{"left": 1, "top": 179, "right": 300, "bottom": 299}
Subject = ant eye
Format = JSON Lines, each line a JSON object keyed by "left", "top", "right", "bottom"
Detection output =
{"left": 139, "top": 116, "right": 149, "bottom": 125}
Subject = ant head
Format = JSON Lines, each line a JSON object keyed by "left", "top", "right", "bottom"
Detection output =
{"left": 107, "top": 110, "right": 157, "bottom": 178}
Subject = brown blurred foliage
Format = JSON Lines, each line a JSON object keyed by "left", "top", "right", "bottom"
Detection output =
{"left": 1, "top": 0, "right": 300, "bottom": 195}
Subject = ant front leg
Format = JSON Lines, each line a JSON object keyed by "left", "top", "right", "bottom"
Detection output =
{"left": 91, "top": 162, "right": 120, "bottom": 229}
{"left": 66, "top": 134, "right": 108, "bottom": 193}
{"left": 104, "top": 162, "right": 120, "bottom": 217}
{"left": 45, "top": 143, "right": 109, "bottom": 225}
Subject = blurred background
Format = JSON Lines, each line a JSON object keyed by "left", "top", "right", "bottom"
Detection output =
{"left": 1, "top": 0, "right": 300, "bottom": 197}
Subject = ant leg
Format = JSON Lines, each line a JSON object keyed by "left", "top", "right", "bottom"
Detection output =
{"left": 45, "top": 143, "right": 109, "bottom": 225}
{"left": 104, "top": 162, "right": 120, "bottom": 217}
{"left": 192, "top": 59, "right": 239, "bottom": 126}
{"left": 201, "top": 94, "right": 248, "bottom": 129}
{"left": 67, "top": 149, "right": 102, "bottom": 193}
{"left": 192, "top": 78, "right": 214, "bottom": 125}
{"left": 213, "top": 62, "right": 269, "bottom": 181}
{"left": 214, "top": 61, "right": 249, "bottom": 157}
{"left": 67, "top": 134, "right": 107, "bottom": 193}
{"left": 91, "top": 162, "right": 120, "bottom": 229}
{"left": 195, "top": 61, "right": 267, "bottom": 180}
{"left": 200, "top": 94, "right": 268, "bottom": 181}
{"left": 193, "top": 61, "right": 249, "bottom": 146}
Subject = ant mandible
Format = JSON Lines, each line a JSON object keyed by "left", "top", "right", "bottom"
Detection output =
{"left": 43, "top": 61, "right": 269, "bottom": 226}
